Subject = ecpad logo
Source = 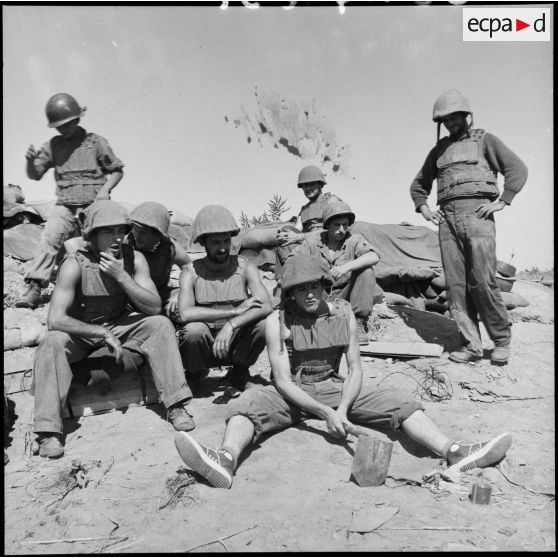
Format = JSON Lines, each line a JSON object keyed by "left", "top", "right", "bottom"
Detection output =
{"left": 463, "top": 8, "right": 550, "bottom": 41}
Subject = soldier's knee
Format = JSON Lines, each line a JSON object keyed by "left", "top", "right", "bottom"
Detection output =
{"left": 179, "top": 322, "right": 211, "bottom": 343}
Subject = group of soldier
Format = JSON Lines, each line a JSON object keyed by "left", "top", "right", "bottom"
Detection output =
{"left": 15, "top": 89, "right": 526, "bottom": 488}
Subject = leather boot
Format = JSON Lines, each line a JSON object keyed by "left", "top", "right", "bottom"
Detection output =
{"left": 15, "top": 280, "right": 42, "bottom": 309}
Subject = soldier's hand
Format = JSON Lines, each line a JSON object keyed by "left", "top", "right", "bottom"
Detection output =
{"left": 99, "top": 245, "right": 126, "bottom": 281}
{"left": 475, "top": 200, "right": 506, "bottom": 219}
{"left": 95, "top": 189, "right": 111, "bottom": 201}
{"left": 235, "top": 296, "right": 263, "bottom": 315}
{"left": 213, "top": 322, "right": 235, "bottom": 360}
{"left": 330, "top": 264, "right": 350, "bottom": 281}
{"left": 25, "top": 144, "right": 39, "bottom": 160}
{"left": 324, "top": 408, "right": 347, "bottom": 438}
{"left": 277, "top": 230, "right": 302, "bottom": 246}
{"left": 420, "top": 204, "right": 445, "bottom": 226}
{"left": 103, "top": 331, "right": 123, "bottom": 364}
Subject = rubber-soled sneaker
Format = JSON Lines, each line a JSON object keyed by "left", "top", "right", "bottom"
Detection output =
{"left": 447, "top": 432, "right": 512, "bottom": 472}
{"left": 490, "top": 346, "right": 510, "bottom": 366}
{"left": 448, "top": 349, "right": 482, "bottom": 364}
{"left": 37, "top": 433, "right": 64, "bottom": 459}
{"left": 15, "top": 281, "right": 41, "bottom": 309}
{"left": 356, "top": 319, "right": 369, "bottom": 345}
{"left": 168, "top": 405, "right": 196, "bottom": 432}
{"left": 174, "top": 432, "right": 234, "bottom": 489}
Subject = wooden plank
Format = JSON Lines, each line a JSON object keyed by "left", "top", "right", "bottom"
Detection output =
{"left": 360, "top": 341, "right": 443, "bottom": 358}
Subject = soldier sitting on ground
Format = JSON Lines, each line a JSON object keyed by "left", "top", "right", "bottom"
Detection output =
{"left": 174, "top": 255, "right": 512, "bottom": 489}
{"left": 177, "top": 205, "right": 273, "bottom": 393}
{"left": 292, "top": 199, "right": 380, "bottom": 345}
{"left": 32, "top": 201, "right": 196, "bottom": 459}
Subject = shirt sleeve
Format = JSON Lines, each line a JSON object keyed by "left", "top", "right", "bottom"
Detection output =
{"left": 95, "top": 136, "right": 124, "bottom": 172}
{"left": 352, "top": 234, "right": 376, "bottom": 258}
{"left": 32, "top": 139, "right": 54, "bottom": 177}
{"left": 482, "top": 132, "right": 528, "bottom": 205}
{"left": 409, "top": 146, "right": 438, "bottom": 211}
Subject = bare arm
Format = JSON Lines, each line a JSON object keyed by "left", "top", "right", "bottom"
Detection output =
{"left": 336, "top": 312, "right": 363, "bottom": 420}
{"left": 266, "top": 311, "right": 334, "bottom": 418}
{"left": 99, "top": 248, "right": 161, "bottom": 315}
{"left": 47, "top": 257, "right": 123, "bottom": 361}
{"left": 177, "top": 263, "right": 267, "bottom": 325}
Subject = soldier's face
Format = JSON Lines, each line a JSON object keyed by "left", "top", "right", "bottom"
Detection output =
{"left": 327, "top": 216, "right": 351, "bottom": 243}
{"left": 94, "top": 225, "right": 127, "bottom": 257}
{"left": 204, "top": 233, "right": 231, "bottom": 263}
{"left": 301, "top": 182, "right": 323, "bottom": 201}
{"left": 291, "top": 280, "right": 324, "bottom": 313}
{"left": 55, "top": 118, "right": 80, "bottom": 139}
{"left": 441, "top": 112, "right": 468, "bottom": 138}
{"left": 132, "top": 223, "right": 161, "bottom": 252}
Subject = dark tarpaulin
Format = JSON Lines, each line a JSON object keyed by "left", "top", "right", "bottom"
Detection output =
{"left": 351, "top": 221, "right": 442, "bottom": 283}
{"left": 3, "top": 223, "right": 43, "bottom": 261}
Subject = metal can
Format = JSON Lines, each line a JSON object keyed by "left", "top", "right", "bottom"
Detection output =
{"left": 470, "top": 481, "right": 492, "bottom": 505}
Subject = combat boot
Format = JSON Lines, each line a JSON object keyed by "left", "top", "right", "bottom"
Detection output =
{"left": 491, "top": 346, "right": 510, "bottom": 366}
{"left": 15, "top": 280, "right": 42, "bottom": 309}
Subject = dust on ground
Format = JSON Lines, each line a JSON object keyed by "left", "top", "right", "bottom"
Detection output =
{"left": 3, "top": 270, "right": 555, "bottom": 554}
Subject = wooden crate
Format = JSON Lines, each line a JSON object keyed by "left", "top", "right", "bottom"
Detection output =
{"left": 63, "top": 366, "right": 159, "bottom": 418}
{"left": 3, "top": 347, "right": 160, "bottom": 418}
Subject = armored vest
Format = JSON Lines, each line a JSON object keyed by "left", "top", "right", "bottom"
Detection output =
{"left": 68, "top": 244, "right": 134, "bottom": 324}
{"left": 51, "top": 131, "right": 109, "bottom": 205}
{"left": 128, "top": 235, "right": 175, "bottom": 302}
{"left": 435, "top": 129, "right": 499, "bottom": 205}
{"left": 283, "top": 298, "right": 351, "bottom": 377}
{"left": 299, "top": 192, "right": 333, "bottom": 232}
{"left": 191, "top": 256, "right": 249, "bottom": 326}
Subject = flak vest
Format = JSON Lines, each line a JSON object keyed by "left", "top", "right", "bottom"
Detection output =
{"left": 282, "top": 298, "right": 352, "bottom": 382}
{"left": 68, "top": 244, "right": 135, "bottom": 324}
{"left": 191, "top": 255, "right": 249, "bottom": 329}
{"left": 50, "top": 132, "right": 110, "bottom": 205}
{"left": 128, "top": 235, "right": 175, "bottom": 303}
{"left": 435, "top": 129, "right": 498, "bottom": 206}
{"left": 299, "top": 192, "right": 333, "bottom": 232}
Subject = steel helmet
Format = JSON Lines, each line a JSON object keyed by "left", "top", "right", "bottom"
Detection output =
{"left": 193, "top": 205, "right": 240, "bottom": 243}
{"left": 432, "top": 89, "right": 472, "bottom": 122}
{"left": 297, "top": 165, "right": 326, "bottom": 188}
{"left": 129, "top": 202, "right": 170, "bottom": 237}
{"left": 45, "top": 93, "right": 87, "bottom": 128}
{"left": 282, "top": 255, "right": 333, "bottom": 293}
{"left": 322, "top": 199, "right": 355, "bottom": 228}
{"left": 80, "top": 200, "right": 130, "bottom": 240}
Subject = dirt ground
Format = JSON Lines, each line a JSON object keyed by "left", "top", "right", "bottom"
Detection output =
{"left": 3, "top": 266, "right": 555, "bottom": 554}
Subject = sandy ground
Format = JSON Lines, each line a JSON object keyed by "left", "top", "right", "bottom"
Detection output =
{"left": 3, "top": 270, "right": 555, "bottom": 554}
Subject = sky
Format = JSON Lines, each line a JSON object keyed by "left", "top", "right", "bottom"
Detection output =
{"left": 2, "top": 2, "right": 554, "bottom": 270}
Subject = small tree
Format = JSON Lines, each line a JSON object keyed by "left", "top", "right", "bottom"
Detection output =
{"left": 240, "top": 194, "right": 291, "bottom": 227}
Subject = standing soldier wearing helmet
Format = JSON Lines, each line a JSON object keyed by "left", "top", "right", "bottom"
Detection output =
{"left": 127, "top": 202, "right": 191, "bottom": 319}
{"left": 410, "top": 90, "right": 528, "bottom": 365}
{"left": 275, "top": 165, "right": 343, "bottom": 279}
{"left": 31, "top": 200, "right": 195, "bottom": 458}
{"left": 177, "top": 205, "right": 273, "bottom": 392}
{"left": 292, "top": 199, "right": 380, "bottom": 345}
{"left": 16, "top": 93, "right": 124, "bottom": 309}
{"left": 174, "top": 255, "right": 512, "bottom": 489}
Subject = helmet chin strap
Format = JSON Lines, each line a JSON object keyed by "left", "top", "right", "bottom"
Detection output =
{"left": 436, "top": 122, "right": 441, "bottom": 143}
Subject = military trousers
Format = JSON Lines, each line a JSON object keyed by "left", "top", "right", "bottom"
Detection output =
{"left": 439, "top": 197, "right": 511, "bottom": 354}
{"left": 32, "top": 313, "right": 192, "bottom": 435}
